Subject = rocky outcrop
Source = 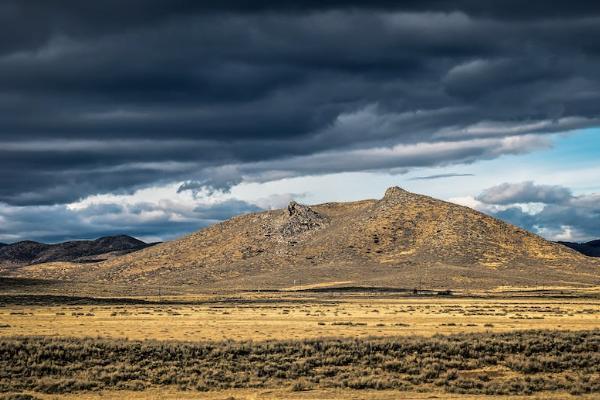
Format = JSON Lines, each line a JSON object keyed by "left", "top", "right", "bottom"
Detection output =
{"left": 280, "top": 201, "right": 329, "bottom": 237}
{"left": 382, "top": 186, "right": 411, "bottom": 200}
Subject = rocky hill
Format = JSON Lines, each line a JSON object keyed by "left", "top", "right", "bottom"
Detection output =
{"left": 6, "top": 188, "right": 599, "bottom": 290}
{"left": 0, "top": 235, "right": 153, "bottom": 271}
{"left": 559, "top": 240, "right": 600, "bottom": 257}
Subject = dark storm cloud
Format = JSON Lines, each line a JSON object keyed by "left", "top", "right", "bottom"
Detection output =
{"left": 1, "top": 1, "right": 600, "bottom": 207}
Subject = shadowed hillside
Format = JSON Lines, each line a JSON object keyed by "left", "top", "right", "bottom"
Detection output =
{"left": 0, "top": 235, "right": 153, "bottom": 272}
{"left": 5, "top": 188, "right": 599, "bottom": 291}
{"left": 559, "top": 240, "right": 600, "bottom": 257}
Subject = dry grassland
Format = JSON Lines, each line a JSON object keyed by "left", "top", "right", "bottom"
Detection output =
{"left": 0, "top": 293, "right": 598, "bottom": 399}
{"left": 0, "top": 297, "right": 598, "bottom": 341}
{"left": 6, "top": 387, "right": 599, "bottom": 400}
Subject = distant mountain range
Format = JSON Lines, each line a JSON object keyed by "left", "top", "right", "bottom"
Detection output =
{"left": 558, "top": 240, "right": 600, "bottom": 258}
{"left": 0, "top": 235, "right": 154, "bottom": 268}
{"left": 8, "top": 187, "right": 597, "bottom": 291}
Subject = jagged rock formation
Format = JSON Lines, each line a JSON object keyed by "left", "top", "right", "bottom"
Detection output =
{"left": 280, "top": 201, "right": 328, "bottom": 237}
{"left": 6, "top": 187, "right": 599, "bottom": 290}
{"left": 559, "top": 240, "right": 600, "bottom": 257}
{"left": 0, "top": 235, "right": 153, "bottom": 271}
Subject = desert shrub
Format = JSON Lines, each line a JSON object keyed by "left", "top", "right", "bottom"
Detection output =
{"left": 0, "top": 330, "right": 597, "bottom": 395}
{"left": 290, "top": 379, "right": 312, "bottom": 391}
{"left": 0, "top": 394, "right": 41, "bottom": 400}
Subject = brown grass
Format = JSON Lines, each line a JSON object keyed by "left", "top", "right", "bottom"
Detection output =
{"left": 1, "top": 330, "right": 599, "bottom": 397}
{"left": 4, "top": 387, "right": 598, "bottom": 400}
{"left": 1, "top": 297, "right": 598, "bottom": 341}
{"left": 0, "top": 292, "right": 598, "bottom": 399}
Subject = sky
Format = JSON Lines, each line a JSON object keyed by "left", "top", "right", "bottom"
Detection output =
{"left": 0, "top": 1, "right": 599, "bottom": 244}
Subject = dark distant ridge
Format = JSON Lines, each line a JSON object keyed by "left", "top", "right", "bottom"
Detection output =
{"left": 558, "top": 240, "right": 600, "bottom": 257}
{"left": 0, "top": 235, "right": 155, "bottom": 266}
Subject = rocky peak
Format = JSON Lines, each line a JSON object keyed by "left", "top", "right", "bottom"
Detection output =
{"left": 382, "top": 186, "right": 410, "bottom": 201}
{"left": 287, "top": 201, "right": 310, "bottom": 216}
{"left": 281, "top": 201, "right": 328, "bottom": 237}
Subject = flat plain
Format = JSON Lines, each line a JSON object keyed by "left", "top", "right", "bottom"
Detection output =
{"left": 1, "top": 294, "right": 599, "bottom": 341}
{"left": 1, "top": 289, "right": 599, "bottom": 399}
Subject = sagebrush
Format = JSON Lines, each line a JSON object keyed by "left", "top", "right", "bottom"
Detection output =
{"left": 0, "top": 330, "right": 598, "bottom": 395}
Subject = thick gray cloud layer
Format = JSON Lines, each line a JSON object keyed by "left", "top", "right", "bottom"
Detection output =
{"left": 476, "top": 182, "right": 600, "bottom": 242}
{"left": 1, "top": 2, "right": 600, "bottom": 241}
{"left": 1, "top": 1, "right": 600, "bottom": 207}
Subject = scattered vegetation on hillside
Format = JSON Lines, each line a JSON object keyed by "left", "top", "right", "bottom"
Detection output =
{"left": 0, "top": 330, "right": 598, "bottom": 396}
{"left": 8, "top": 187, "right": 598, "bottom": 290}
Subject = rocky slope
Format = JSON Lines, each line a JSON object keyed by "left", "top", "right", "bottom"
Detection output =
{"left": 6, "top": 188, "right": 599, "bottom": 290}
{"left": 559, "top": 240, "right": 600, "bottom": 257}
{"left": 0, "top": 235, "right": 152, "bottom": 271}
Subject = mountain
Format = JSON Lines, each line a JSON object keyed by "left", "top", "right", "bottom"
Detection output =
{"left": 558, "top": 240, "right": 600, "bottom": 257}
{"left": 0, "top": 235, "right": 153, "bottom": 269}
{"left": 6, "top": 187, "right": 599, "bottom": 290}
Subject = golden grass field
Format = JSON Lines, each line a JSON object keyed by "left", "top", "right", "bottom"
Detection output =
{"left": 1, "top": 296, "right": 599, "bottom": 341}
{"left": 1, "top": 291, "right": 599, "bottom": 399}
{"left": 14, "top": 387, "right": 600, "bottom": 400}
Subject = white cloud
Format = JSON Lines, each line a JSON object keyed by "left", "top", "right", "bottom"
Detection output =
{"left": 465, "top": 181, "right": 600, "bottom": 242}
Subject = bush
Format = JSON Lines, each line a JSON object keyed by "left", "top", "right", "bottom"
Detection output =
{"left": 0, "top": 329, "right": 597, "bottom": 396}
{"left": 1, "top": 395, "right": 41, "bottom": 400}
